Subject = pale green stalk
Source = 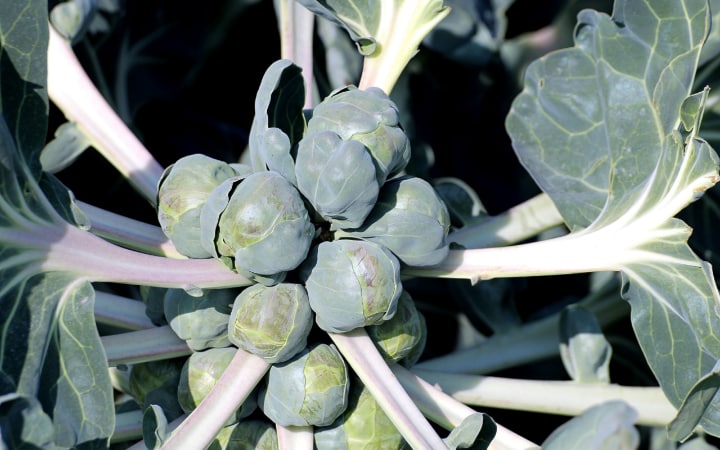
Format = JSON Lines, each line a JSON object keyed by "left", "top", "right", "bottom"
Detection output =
{"left": 94, "top": 290, "right": 155, "bottom": 331}
{"left": 448, "top": 193, "right": 565, "bottom": 249}
{"left": 276, "top": 424, "right": 314, "bottom": 450}
{"left": 329, "top": 328, "right": 449, "bottom": 449}
{"left": 112, "top": 410, "right": 144, "bottom": 444}
{"left": 41, "top": 222, "right": 252, "bottom": 289}
{"left": 160, "top": 349, "right": 271, "bottom": 450}
{"left": 102, "top": 326, "right": 191, "bottom": 366}
{"left": 413, "top": 370, "right": 677, "bottom": 427}
{"left": 47, "top": 26, "right": 164, "bottom": 205}
{"left": 392, "top": 364, "right": 540, "bottom": 450}
{"left": 79, "top": 200, "right": 183, "bottom": 258}
{"left": 276, "top": 0, "right": 316, "bottom": 108}
{"left": 357, "top": 1, "right": 449, "bottom": 94}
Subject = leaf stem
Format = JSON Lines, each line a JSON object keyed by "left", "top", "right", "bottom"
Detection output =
{"left": 329, "top": 328, "right": 449, "bottom": 449}
{"left": 42, "top": 223, "right": 252, "bottom": 289}
{"left": 160, "top": 348, "right": 271, "bottom": 450}
{"left": 47, "top": 26, "right": 164, "bottom": 205}
{"left": 413, "top": 370, "right": 677, "bottom": 427}
{"left": 102, "top": 326, "right": 190, "bottom": 366}
{"left": 448, "top": 193, "right": 565, "bottom": 249}
{"left": 393, "top": 364, "right": 540, "bottom": 450}
{"left": 78, "top": 200, "right": 183, "bottom": 258}
{"left": 95, "top": 290, "right": 155, "bottom": 331}
{"left": 276, "top": 424, "right": 314, "bottom": 450}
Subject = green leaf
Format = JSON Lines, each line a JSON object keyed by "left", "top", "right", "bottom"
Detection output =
{"left": 248, "top": 58, "right": 306, "bottom": 183}
{"left": 542, "top": 400, "right": 639, "bottom": 450}
{"left": 667, "top": 369, "right": 720, "bottom": 442}
{"left": 506, "top": 0, "right": 720, "bottom": 435}
{"left": 443, "top": 412, "right": 496, "bottom": 450}
{"left": 507, "top": 0, "right": 711, "bottom": 229}
{"left": 142, "top": 404, "right": 170, "bottom": 449}
{"left": 40, "top": 121, "right": 92, "bottom": 173}
{"left": 0, "top": 0, "right": 49, "bottom": 175}
{"left": 559, "top": 305, "right": 612, "bottom": 383}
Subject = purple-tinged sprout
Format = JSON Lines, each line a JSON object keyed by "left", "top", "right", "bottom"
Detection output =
{"left": 300, "top": 239, "right": 402, "bottom": 333}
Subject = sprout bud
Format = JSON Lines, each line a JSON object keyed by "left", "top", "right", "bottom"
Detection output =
{"left": 215, "top": 171, "right": 315, "bottom": 276}
{"left": 163, "top": 287, "right": 236, "bottom": 351}
{"left": 177, "top": 347, "right": 257, "bottom": 426}
{"left": 259, "top": 344, "right": 350, "bottom": 427}
{"left": 314, "top": 380, "right": 406, "bottom": 449}
{"left": 343, "top": 175, "right": 451, "bottom": 266}
{"left": 307, "top": 86, "right": 411, "bottom": 185}
{"left": 208, "top": 419, "right": 279, "bottom": 450}
{"left": 300, "top": 239, "right": 402, "bottom": 332}
{"left": 157, "top": 154, "right": 241, "bottom": 258}
{"left": 366, "top": 290, "right": 427, "bottom": 366}
{"left": 128, "top": 358, "right": 185, "bottom": 421}
{"left": 228, "top": 283, "right": 313, "bottom": 364}
{"left": 295, "top": 130, "right": 380, "bottom": 229}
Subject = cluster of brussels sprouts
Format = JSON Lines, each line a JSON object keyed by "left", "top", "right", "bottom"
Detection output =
{"left": 147, "top": 83, "right": 449, "bottom": 447}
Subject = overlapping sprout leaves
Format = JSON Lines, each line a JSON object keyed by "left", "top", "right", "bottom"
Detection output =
{"left": 4, "top": 0, "right": 720, "bottom": 448}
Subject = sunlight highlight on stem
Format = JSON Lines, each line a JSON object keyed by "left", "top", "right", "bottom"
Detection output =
{"left": 47, "top": 26, "right": 164, "bottom": 205}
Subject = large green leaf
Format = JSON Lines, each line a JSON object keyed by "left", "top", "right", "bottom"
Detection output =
{"left": 0, "top": 0, "right": 49, "bottom": 175}
{"left": 0, "top": 3, "right": 115, "bottom": 447}
{"left": 506, "top": 0, "right": 720, "bottom": 436}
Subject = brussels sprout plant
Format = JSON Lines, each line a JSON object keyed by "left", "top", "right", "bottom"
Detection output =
{"left": 5, "top": 0, "right": 720, "bottom": 449}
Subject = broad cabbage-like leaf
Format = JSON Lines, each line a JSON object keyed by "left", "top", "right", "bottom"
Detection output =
{"left": 506, "top": 0, "right": 720, "bottom": 434}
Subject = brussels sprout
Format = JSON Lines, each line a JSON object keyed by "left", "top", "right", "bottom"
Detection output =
{"left": 300, "top": 239, "right": 402, "bottom": 332}
{"left": 177, "top": 347, "right": 257, "bottom": 426}
{"left": 228, "top": 283, "right": 313, "bottom": 364}
{"left": 215, "top": 170, "right": 315, "bottom": 276}
{"left": 295, "top": 130, "right": 380, "bottom": 229}
{"left": 157, "top": 153, "right": 241, "bottom": 258}
{"left": 208, "top": 419, "right": 279, "bottom": 450}
{"left": 163, "top": 287, "right": 237, "bottom": 351}
{"left": 306, "top": 86, "right": 411, "bottom": 185}
{"left": 342, "top": 175, "right": 451, "bottom": 267}
{"left": 315, "top": 380, "right": 407, "bottom": 450}
{"left": 366, "top": 290, "right": 427, "bottom": 366}
{"left": 259, "top": 343, "right": 349, "bottom": 427}
{"left": 128, "top": 358, "right": 185, "bottom": 420}
{"left": 140, "top": 285, "right": 168, "bottom": 326}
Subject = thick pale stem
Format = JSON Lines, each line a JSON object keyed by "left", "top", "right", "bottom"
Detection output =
{"left": 449, "top": 193, "right": 565, "bottom": 249}
{"left": 102, "top": 326, "right": 190, "bottom": 366}
{"left": 94, "top": 291, "right": 155, "bottom": 331}
{"left": 47, "top": 25, "right": 164, "bottom": 205}
{"left": 277, "top": 0, "right": 315, "bottom": 108}
{"left": 160, "top": 349, "right": 270, "bottom": 450}
{"left": 329, "top": 328, "right": 448, "bottom": 450}
{"left": 393, "top": 364, "right": 540, "bottom": 450}
{"left": 42, "top": 223, "right": 252, "bottom": 289}
{"left": 79, "top": 201, "right": 183, "bottom": 258}
{"left": 412, "top": 370, "right": 677, "bottom": 427}
{"left": 276, "top": 424, "right": 314, "bottom": 450}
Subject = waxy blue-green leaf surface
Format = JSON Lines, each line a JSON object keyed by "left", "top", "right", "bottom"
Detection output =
{"left": 248, "top": 59, "right": 306, "bottom": 183}
{"left": 0, "top": 3, "right": 114, "bottom": 447}
{"left": 506, "top": 0, "right": 720, "bottom": 434}
{"left": 542, "top": 400, "right": 639, "bottom": 450}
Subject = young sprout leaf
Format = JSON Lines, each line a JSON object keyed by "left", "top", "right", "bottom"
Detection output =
{"left": 248, "top": 59, "right": 306, "bottom": 183}
{"left": 541, "top": 400, "right": 639, "bottom": 450}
